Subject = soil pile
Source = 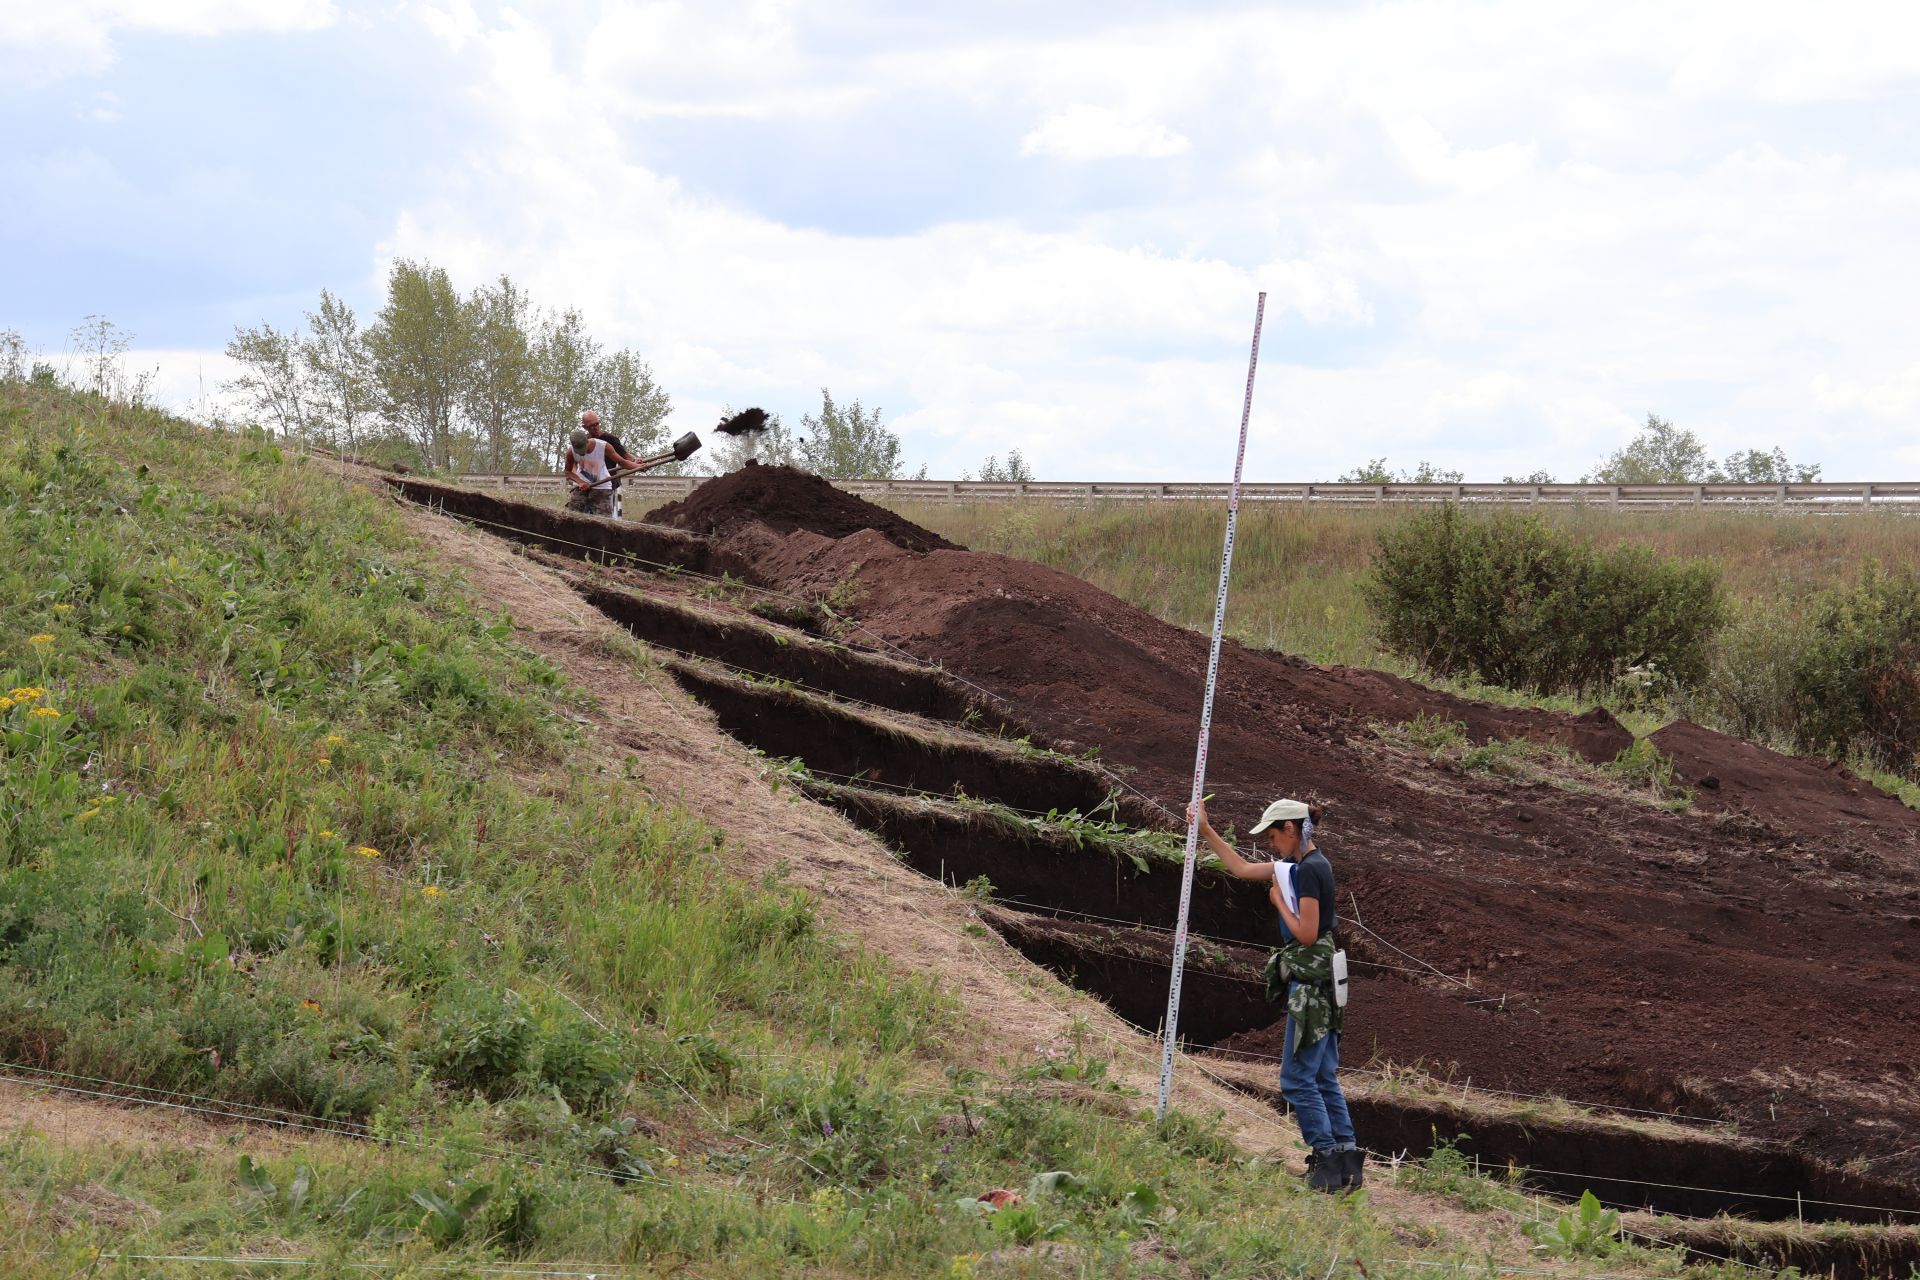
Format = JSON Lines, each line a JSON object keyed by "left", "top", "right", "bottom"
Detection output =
{"left": 1651, "top": 719, "right": 1917, "bottom": 829}
{"left": 631, "top": 465, "right": 1920, "bottom": 1187}
{"left": 644, "top": 463, "right": 960, "bottom": 553}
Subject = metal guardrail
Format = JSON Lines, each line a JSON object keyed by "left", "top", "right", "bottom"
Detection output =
{"left": 451, "top": 473, "right": 1920, "bottom": 512}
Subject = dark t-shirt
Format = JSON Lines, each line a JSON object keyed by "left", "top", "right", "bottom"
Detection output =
{"left": 594, "top": 434, "right": 629, "bottom": 487}
{"left": 1275, "top": 849, "right": 1337, "bottom": 944}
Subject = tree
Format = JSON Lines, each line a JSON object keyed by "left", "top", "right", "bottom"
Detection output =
{"left": 1503, "top": 470, "right": 1557, "bottom": 484}
{"left": 531, "top": 308, "right": 601, "bottom": 459}
{"left": 365, "top": 259, "right": 470, "bottom": 470}
{"left": 973, "top": 449, "right": 1034, "bottom": 482}
{"left": 796, "top": 388, "right": 911, "bottom": 479}
{"left": 1338, "top": 458, "right": 1464, "bottom": 483}
{"left": 225, "top": 320, "right": 311, "bottom": 439}
{"left": 594, "top": 349, "right": 672, "bottom": 457}
{"left": 461, "top": 276, "right": 536, "bottom": 471}
{"left": 301, "top": 291, "right": 375, "bottom": 453}
{"left": 1584, "top": 413, "right": 1821, "bottom": 485}
{"left": 1717, "top": 447, "right": 1821, "bottom": 484}
{"left": 1584, "top": 413, "right": 1712, "bottom": 484}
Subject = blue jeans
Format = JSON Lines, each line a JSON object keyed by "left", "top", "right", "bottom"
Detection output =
{"left": 1280, "top": 985, "right": 1354, "bottom": 1153}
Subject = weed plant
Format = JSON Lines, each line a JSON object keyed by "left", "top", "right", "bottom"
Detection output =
{"left": 0, "top": 382, "right": 1486, "bottom": 1277}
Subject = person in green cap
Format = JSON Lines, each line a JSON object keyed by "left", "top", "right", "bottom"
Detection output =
{"left": 1190, "top": 796, "right": 1360, "bottom": 1193}
{"left": 563, "top": 423, "right": 638, "bottom": 517}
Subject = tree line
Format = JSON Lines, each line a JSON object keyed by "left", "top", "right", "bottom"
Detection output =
{"left": 221, "top": 259, "right": 1045, "bottom": 481}
{"left": 224, "top": 261, "right": 671, "bottom": 473}
{"left": 1341, "top": 414, "right": 1821, "bottom": 486}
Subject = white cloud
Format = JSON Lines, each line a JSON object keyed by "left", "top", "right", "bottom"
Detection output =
{"left": 1019, "top": 104, "right": 1191, "bottom": 161}
{"left": 0, "top": 0, "right": 335, "bottom": 82}
{"left": 18, "top": 1, "right": 1920, "bottom": 482}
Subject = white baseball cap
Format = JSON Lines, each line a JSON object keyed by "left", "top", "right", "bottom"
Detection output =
{"left": 1248, "top": 798, "right": 1311, "bottom": 835}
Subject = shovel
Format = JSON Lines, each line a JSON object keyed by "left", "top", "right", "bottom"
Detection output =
{"left": 605, "top": 431, "right": 701, "bottom": 482}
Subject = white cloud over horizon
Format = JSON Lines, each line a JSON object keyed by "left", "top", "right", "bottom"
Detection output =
{"left": 6, "top": 0, "right": 1920, "bottom": 480}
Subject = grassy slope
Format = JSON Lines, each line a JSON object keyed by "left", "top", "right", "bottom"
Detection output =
{"left": 0, "top": 385, "right": 1449, "bottom": 1277}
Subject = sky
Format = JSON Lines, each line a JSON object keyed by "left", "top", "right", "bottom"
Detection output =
{"left": 5, "top": 0, "right": 1920, "bottom": 481}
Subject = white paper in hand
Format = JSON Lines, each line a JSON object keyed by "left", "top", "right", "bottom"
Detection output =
{"left": 1272, "top": 860, "right": 1299, "bottom": 914}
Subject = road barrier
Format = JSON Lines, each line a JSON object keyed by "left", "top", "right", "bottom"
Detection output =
{"left": 451, "top": 473, "right": 1920, "bottom": 512}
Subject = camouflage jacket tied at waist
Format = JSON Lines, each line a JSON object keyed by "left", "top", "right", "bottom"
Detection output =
{"left": 1262, "top": 933, "right": 1344, "bottom": 1050}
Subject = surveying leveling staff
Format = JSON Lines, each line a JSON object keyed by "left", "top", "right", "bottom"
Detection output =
{"left": 1191, "top": 797, "right": 1362, "bottom": 1193}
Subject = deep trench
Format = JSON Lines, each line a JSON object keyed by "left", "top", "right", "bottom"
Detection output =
{"left": 577, "top": 581, "right": 1027, "bottom": 735}
{"left": 404, "top": 490, "right": 1920, "bottom": 1260}
{"left": 661, "top": 658, "right": 1150, "bottom": 822}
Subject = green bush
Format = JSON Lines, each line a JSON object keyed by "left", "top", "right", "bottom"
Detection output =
{"left": 1788, "top": 562, "right": 1920, "bottom": 772}
{"left": 1363, "top": 505, "right": 1724, "bottom": 695}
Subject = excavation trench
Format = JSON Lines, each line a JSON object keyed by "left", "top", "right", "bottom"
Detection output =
{"left": 576, "top": 581, "right": 1026, "bottom": 735}
{"left": 385, "top": 476, "right": 744, "bottom": 577}
{"left": 985, "top": 908, "right": 1920, "bottom": 1236}
{"left": 1640, "top": 1219, "right": 1920, "bottom": 1280}
{"left": 799, "top": 780, "right": 1275, "bottom": 946}
{"left": 398, "top": 486, "right": 1920, "bottom": 1254}
{"left": 660, "top": 657, "right": 1152, "bottom": 821}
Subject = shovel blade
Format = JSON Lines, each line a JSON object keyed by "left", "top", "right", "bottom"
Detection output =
{"left": 672, "top": 431, "right": 702, "bottom": 461}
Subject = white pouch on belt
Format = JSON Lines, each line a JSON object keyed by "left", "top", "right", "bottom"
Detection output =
{"left": 1331, "top": 948, "right": 1349, "bottom": 1008}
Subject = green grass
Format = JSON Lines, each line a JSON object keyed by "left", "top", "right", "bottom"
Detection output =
{"left": 0, "top": 381, "right": 1583, "bottom": 1278}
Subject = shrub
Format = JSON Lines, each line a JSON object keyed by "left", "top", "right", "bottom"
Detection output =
{"left": 1788, "top": 562, "right": 1920, "bottom": 772}
{"left": 1363, "top": 505, "right": 1724, "bottom": 695}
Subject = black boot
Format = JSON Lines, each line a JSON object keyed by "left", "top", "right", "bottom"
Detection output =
{"left": 1340, "top": 1147, "right": 1365, "bottom": 1189}
{"left": 1306, "top": 1148, "right": 1344, "bottom": 1193}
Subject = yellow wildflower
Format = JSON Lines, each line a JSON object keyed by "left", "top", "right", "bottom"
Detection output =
{"left": 76, "top": 807, "right": 101, "bottom": 823}
{"left": 27, "top": 634, "right": 53, "bottom": 646}
{"left": 316, "top": 756, "right": 331, "bottom": 769}
{"left": 318, "top": 829, "right": 336, "bottom": 838}
{"left": 355, "top": 846, "right": 380, "bottom": 859}
{"left": 420, "top": 885, "right": 444, "bottom": 900}
{"left": 9, "top": 687, "right": 43, "bottom": 701}
{"left": 30, "top": 707, "right": 61, "bottom": 719}
{"left": 323, "top": 734, "right": 345, "bottom": 747}
{"left": 52, "top": 604, "right": 74, "bottom": 615}
{"left": 0, "top": 698, "right": 12, "bottom": 713}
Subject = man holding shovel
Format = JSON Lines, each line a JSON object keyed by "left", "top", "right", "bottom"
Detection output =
{"left": 563, "top": 418, "right": 634, "bottom": 517}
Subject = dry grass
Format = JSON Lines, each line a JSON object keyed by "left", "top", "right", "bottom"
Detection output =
{"left": 883, "top": 500, "right": 1920, "bottom": 670}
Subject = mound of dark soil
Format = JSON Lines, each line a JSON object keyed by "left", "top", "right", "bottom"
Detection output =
{"left": 617, "top": 463, "right": 1920, "bottom": 1188}
{"left": 1651, "top": 718, "right": 1917, "bottom": 829}
{"left": 644, "top": 464, "right": 960, "bottom": 553}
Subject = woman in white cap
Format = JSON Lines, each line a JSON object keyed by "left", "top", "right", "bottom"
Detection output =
{"left": 1190, "top": 796, "right": 1361, "bottom": 1192}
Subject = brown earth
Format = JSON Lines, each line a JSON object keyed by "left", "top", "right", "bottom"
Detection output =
{"left": 643, "top": 462, "right": 960, "bottom": 552}
{"left": 647, "top": 471, "right": 1920, "bottom": 1190}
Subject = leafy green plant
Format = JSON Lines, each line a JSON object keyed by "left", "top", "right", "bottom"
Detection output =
{"left": 1523, "top": 1189, "right": 1621, "bottom": 1258}
{"left": 1362, "top": 504, "right": 1724, "bottom": 695}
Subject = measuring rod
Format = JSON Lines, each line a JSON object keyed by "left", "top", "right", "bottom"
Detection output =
{"left": 1156, "top": 291, "right": 1266, "bottom": 1120}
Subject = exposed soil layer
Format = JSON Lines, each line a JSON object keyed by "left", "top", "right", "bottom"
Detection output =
{"left": 644, "top": 463, "right": 960, "bottom": 552}
{"left": 577, "top": 580, "right": 1024, "bottom": 734}
{"left": 1214, "top": 1072, "right": 1920, "bottom": 1228}
{"left": 982, "top": 907, "right": 1272, "bottom": 1044}
{"left": 652, "top": 465, "right": 1920, "bottom": 1191}
{"left": 1644, "top": 1219, "right": 1920, "bottom": 1280}
{"left": 802, "top": 780, "right": 1275, "bottom": 945}
{"left": 386, "top": 476, "right": 741, "bottom": 576}
{"left": 659, "top": 657, "right": 1151, "bottom": 822}
{"left": 1651, "top": 718, "right": 1919, "bottom": 829}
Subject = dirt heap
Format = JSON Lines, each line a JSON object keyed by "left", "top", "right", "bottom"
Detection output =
{"left": 645, "top": 463, "right": 960, "bottom": 553}
{"left": 638, "top": 465, "right": 1920, "bottom": 1187}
